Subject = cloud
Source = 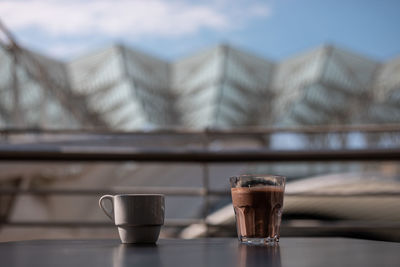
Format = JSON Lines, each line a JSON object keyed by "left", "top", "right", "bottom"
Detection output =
{"left": 0, "top": 0, "right": 271, "bottom": 38}
{"left": 45, "top": 42, "right": 92, "bottom": 58}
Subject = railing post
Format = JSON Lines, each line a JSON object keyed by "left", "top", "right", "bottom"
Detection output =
{"left": 202, "top": 130, "right": 210, "bottom": 236}
{"left": 202, "top": 163, "right": 210, "bottom": 236}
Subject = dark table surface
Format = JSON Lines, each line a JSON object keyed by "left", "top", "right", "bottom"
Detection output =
{"left": 0, "top": 238, "right": 399, "bottom": 267}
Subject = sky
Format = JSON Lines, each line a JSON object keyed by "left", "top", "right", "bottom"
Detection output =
{"left": 0, "top": 0, "right": 400, "bottom": 61}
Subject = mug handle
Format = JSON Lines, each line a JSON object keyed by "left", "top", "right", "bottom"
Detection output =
{"left": 99, "top": 195, "right": 114, "bottom": 222}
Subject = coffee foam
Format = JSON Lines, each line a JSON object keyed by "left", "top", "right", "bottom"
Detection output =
{"left": 231, "top": 186, "right": 284, "bottom": 193}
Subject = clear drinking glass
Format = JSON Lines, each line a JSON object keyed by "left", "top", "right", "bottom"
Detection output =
{"left": 230, "top": 175, "right": 286, "bottom": 246}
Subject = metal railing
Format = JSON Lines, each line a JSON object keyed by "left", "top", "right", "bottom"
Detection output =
{"left": 1, "top": 127, "right": 400, "bottom": 237}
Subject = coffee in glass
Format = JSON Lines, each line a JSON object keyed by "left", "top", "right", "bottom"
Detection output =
{"left": 230, "top": 175, "right": 285, "bottom": 246}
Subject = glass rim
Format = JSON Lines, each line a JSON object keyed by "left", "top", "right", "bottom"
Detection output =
{"left": 230, "top": 174, "right": 286, "bottom": 181}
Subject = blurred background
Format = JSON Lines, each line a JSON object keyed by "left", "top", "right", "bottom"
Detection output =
{"left": 0, "top": 0, "right": 400, "bottom": 242}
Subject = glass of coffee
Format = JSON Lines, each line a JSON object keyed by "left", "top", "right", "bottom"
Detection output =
{"left": 230, "top": 175, "right": 286, "bottom": 246}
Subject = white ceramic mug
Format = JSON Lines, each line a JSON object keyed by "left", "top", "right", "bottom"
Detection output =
{"left": 99, "top": 194, "right": 165, "bottom": 244}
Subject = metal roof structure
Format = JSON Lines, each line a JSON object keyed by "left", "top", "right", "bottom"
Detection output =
{"left": 172, "top": 45, "right": 275, "bottom": 128}
{"left": 273, "top": 45, "right": 380, "bottom": 126}
{"left": 1, "top": 25, "right": 399, "bottom": 130}
{"left": 0, "top": 26, "right": 107, "bottom": 129}
{"left": 369, "top": 56, "right": 400, "bottom": 123}
{"left": 68, "top": 45, "right": 176, "bottom": 130}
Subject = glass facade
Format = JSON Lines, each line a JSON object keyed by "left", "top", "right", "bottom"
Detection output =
{"left": 0, "top": 47, "right": 80, "bottom": 128}
{"left": 172, "top": 45, "right": 275, "bottom": 128}
{"left": 369, "top": 56, "right": 400, "bottom": 123}
{"left": 274, "top": 45, "right": 380, "bottom": 126}
{"left": 0, "top": 44, "right": 399, "bottom": 129}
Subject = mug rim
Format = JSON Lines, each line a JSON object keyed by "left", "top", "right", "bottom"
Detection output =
{"left": 114, "top": 194, "right": 164, "bottom": 197}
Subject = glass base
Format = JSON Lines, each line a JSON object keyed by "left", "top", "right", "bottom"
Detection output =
{"left": 239, "top": 236, "right": 279, "bottom": 246}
